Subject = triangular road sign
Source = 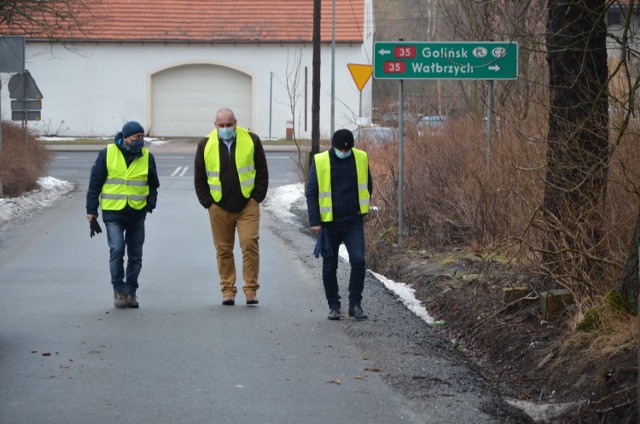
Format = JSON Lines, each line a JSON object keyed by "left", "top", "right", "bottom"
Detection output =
{"left": 9, "top": 70, "right": 43, "bottom": 100}
{"left": 347, "top": 64, "right": 373, "bottom": 91}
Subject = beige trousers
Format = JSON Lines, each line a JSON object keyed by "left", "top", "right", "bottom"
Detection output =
{"left": 207, "top": 199, "right": 260, "bottom": 297}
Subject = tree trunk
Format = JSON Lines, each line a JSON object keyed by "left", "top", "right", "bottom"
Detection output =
{"left": 543, "top": 0, "right": 610, "bottom": 293}
{"left": 619, "top": 207, "right": 640, "bottom": 311}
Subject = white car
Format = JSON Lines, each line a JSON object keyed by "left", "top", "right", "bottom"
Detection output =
{"left": 417, "top": 116, "right": 448, "bottom": 136}
{"left": 352, "top": 126, "right": 396, "bottom": 145}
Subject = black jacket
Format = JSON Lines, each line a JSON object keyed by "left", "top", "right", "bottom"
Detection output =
{"left": 86, "top": 144, "right": 160, "bottom": 223}
{"left": 193, "top": 131, "right": 269, "bottom": 213}
{"left": 306, "top": 148, "right": 373, "bottom": 228}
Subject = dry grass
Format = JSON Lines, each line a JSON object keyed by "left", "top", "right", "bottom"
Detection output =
{"left": 576, "top": 313, "right": 636, "bottom": 358}
{"left": 366, "top": 111, "right": 640, "bottom": 303}
{"left": 0, "top": 121, "right": 51, "bottom": 197}
{"left": 367, "top": 117, "right": 547, "bottom": 248}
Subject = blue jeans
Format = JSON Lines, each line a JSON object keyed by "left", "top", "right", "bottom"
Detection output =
{"left": 105, "top": 220, "right": 145, "bottom": 295}
{"left": 322, "top": 218, "right": 366, "bottom": 308}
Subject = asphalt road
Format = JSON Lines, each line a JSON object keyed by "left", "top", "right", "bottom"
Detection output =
{"left": 0, "top": 143, "right": 532, "bottom": 423}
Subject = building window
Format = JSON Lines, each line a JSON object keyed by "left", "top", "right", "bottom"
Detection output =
{"left": 607, "top": 7, "right": 622, "bottom": 26}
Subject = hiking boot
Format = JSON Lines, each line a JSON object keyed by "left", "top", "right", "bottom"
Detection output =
{"left": 348, "top": 305, "right": 368, "bottom": 321}
{"left": 126, "top": 293, "right": 139, "bottom": 308}
{"left": 245, "top": 292, "right": 259, "bottom": 305}
{"left": 222, "top": 295, "right": 235, "bottom": 306}
{"left": 327, "top": 307, "right": 341, "bottom": 321}
{"left": 114, "top": 292, "right": 127, "bottom": 309}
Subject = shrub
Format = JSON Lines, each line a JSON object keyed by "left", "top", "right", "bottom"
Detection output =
{"left": 0, "top": 121, "right": 51, "bottom": 197}
{"left": 365, "top": 109, "right": 640, "bottom": 303}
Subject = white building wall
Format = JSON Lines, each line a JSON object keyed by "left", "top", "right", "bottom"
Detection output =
{"left": 0, "top": 41, "right": 373, "bottom": 140}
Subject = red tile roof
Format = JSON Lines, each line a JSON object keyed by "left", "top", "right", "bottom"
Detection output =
{"left": 6, "top": 0, "right": 365, "bottom": 44}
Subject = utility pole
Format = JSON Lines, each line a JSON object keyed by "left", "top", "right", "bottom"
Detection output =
{"left": 330, "top": 0, "right": 336, "bottom": 137}
{"left": 269, "top": 71, "right": 273, "bottom": 140}
{"left": 311, "top": 0, "right": 321, "bottom": 157}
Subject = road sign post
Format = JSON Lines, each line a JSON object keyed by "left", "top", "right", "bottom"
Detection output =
{"left": 374, "top": 41, "right": 519, "bottom": 247}
{"left": 374, "top": 41, "right": 518, "bottom": 80}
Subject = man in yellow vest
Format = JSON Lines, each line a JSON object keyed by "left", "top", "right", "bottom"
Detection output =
{"left": 306, "top": 129, "right": 373, "bottom": 320}
{"left": 194, "top": 107, "right": 269, "bottom": 306}
{"left": 86, "top": 121, "right": 160, "bottom": 309}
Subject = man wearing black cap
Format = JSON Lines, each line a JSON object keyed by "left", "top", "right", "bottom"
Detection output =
{"left": 86, "top": 121, "right": 160, "bottom": 309}
{"left": 306, "top": 129, "right": 373, "bottom": 320}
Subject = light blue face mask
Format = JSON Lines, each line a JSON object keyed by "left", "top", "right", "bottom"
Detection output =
{"left": 218, "top": 127, "right": 236, "bottom": 141}
{"left": 117, "top": 136, "right": 144, "bottom": 154}
{"left": 335, "top": 149, "right": 352, "bottom": 159}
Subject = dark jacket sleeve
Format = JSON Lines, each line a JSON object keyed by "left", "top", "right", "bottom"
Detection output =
{"left": 250, "top": 132, "right": 269, "bottom": 203}
{"left": 368, "top": 166, "right": 373, "bottom": 202}
{"left": 146, "top": 153, "right": 160, "bottom": 211}
{"left": 193, "top": 137, "right": 214, "bottom": 209}
{"left": 305, "top": 158, "right": 321, "bottom": 227}
{"left": 86, "top": 148, "right": 108, "bottom": 215}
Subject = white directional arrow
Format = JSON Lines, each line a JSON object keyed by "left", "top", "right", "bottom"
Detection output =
{"left": 488, "top": 65, "right": 501, "bottom": 71}
{"left": 378, "top": 48, "right": 391, "bottom": 56}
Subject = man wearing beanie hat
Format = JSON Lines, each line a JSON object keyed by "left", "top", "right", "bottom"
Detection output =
{"left": 306, "top": 128, "right": 373, "bottom": 321}
{"left": 331, "top": 128, "right": 355, "bottom": 150}
{"left": 86, "top": 120, "right": 160, "bottom": 309}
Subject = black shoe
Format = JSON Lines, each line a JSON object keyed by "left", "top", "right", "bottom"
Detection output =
{"left": 348, "top": 305, "right": 368, "bottom": 320}
{"left": 327, "top": 307, "right": 341, "bottom": 321}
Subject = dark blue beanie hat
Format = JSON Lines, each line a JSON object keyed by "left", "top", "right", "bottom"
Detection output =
{"left": 122, "top": 121, "right": 144, "bottom": 138}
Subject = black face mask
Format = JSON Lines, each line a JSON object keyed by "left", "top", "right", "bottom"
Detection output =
{"left": 127, "top": 138, "right": 144, "bottom": 153}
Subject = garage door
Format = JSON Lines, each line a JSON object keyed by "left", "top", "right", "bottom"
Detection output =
{"left": 151, "top": 64, "right": 252, "bottom": 138}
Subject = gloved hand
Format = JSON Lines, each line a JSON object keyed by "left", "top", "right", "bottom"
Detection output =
{"left": 90, "top": 219, "right": 102, "bottom": 238}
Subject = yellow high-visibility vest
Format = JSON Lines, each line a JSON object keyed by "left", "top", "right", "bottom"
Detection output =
{"left": 204, "top": 127, "right": 256, "bottom": 202}
{"left": 100, "top": 144, "right": 150, "bottom": 210}
{"left": 314, "top": 148, "right": 370, "bottom": 222}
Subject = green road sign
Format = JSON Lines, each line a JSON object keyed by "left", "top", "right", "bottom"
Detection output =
{"left": 374, "top": 41, "right": 518, "bottom": 80}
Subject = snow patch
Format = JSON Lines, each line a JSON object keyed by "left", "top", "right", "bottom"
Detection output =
{"left": 0, "top": 177, "right": 74, "bottom": 228}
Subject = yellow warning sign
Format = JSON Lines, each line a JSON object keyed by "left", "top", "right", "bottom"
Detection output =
{"left": 347, "top": 64, "right": 373, "bottom": 91}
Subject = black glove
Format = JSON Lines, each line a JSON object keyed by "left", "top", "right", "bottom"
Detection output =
{"left": 90, "top": 219, "right": 102, "bottom": 238}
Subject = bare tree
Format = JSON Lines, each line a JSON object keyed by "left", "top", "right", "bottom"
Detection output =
{"left": 0, "top": 0, "right": 89, "bottom": 38}
{"left": 610, "top": 0, "right": 640, "bottom": 310}
{"left": 278, "top": 47, "right": 312, "bottom": 184}
{"left": 541, "top": 0, "right": 611, "bottom": 295}
{"left": 436, "top": 0, "right": 548, "bottom": 122}
{"left": 279, "top": 48, "right": 304, "bottom": 144}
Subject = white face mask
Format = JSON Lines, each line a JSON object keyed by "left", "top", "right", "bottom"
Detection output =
{"left": 218, "top": 127, "right": 236, "bottom": 140}
{"left": 335, "top": 149, "right": 352, "bottom": 159}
